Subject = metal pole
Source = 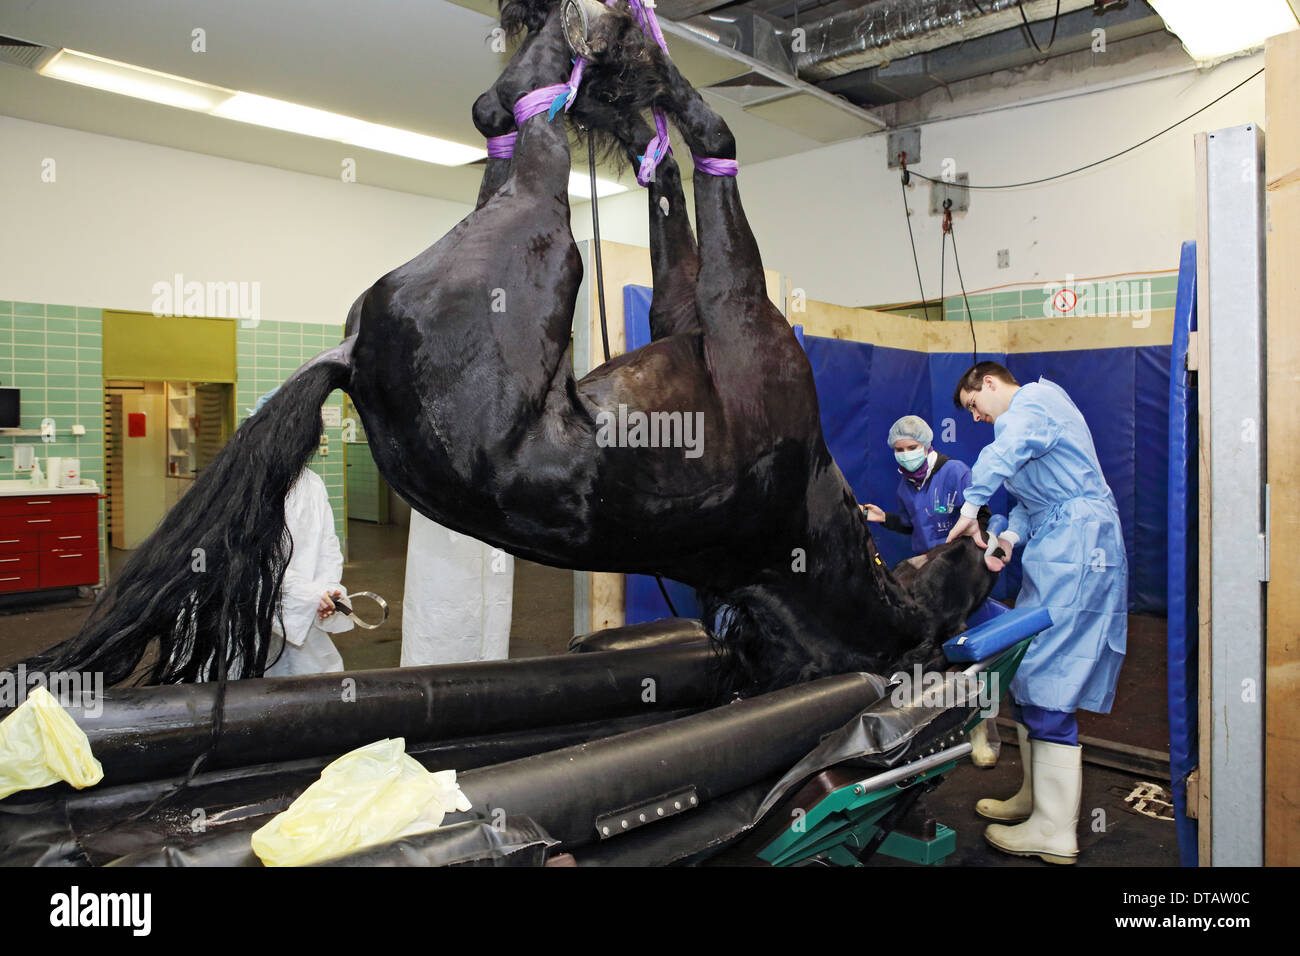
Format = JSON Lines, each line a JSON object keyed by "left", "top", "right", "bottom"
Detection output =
{"left": 1198, "top": 123, "right": 1267, "bottom": 867}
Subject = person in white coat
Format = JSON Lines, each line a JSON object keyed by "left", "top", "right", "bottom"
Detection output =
{"left": 243, "top": 388, "right": 352, "bottom": 677}
{"left": 264, "top": 466, "right": 353, "bottom": 677}
{"left": 401, "top": 511, "right": 514, "bottom": 666}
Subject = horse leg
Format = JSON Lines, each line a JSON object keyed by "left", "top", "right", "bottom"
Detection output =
{"left": 344, "top": 4, "right": 651, "bottom": 563}
{"left": 620, "top": 55, "right": 940, "bottom": 688}
{"left": 471, "top": 22, "right": 548, "bottom": 208}
{"left": 588, "top": 111, "right": 701, "bottom": 338}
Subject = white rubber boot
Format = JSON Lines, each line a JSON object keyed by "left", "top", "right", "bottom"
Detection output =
{"left": 970, "top": 717, "right": 1001, "bottom": 768}
{"left": 975, "top": 723, "right": 1032, "bottom": 821}
{"left": 983, "top": 741, "right": 1082, "bottom": 865}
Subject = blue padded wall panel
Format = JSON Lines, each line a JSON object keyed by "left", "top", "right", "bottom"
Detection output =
{"left": 619, "top": 285, "right": 1168, "bottom": 621}
{"left": 802, "top": 335, "right": 875, "bottom": 513}
{"left": 1166, "top": 240, "right": 1199, "bottom": 865}
{"left": 1135, "top": 345, "right": 1172, "bottom": 613}
{"left": 624, "top": 285, "right": 654, "bottom": 352}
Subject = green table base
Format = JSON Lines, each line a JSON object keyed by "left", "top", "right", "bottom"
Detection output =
{"left": 758, "top": 637, "right": 1034, "bottom": 868}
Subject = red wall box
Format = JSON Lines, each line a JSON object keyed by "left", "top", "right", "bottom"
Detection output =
{"left": 0, "top": 492, "right": 100, "bottom": 594}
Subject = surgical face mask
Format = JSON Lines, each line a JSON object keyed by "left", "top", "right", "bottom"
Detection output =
{"left": 895, "top": 448, "right": 927, "bottom": 472}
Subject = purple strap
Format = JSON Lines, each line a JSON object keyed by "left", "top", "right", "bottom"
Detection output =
{"left": 513, "top": 83, "right": 568, "bottom": 126}
{"left": 486, "top": 132, "right": 517, "bottom": 158}
{"left": 693, "top": 155, "right": 739, "bottom": 177}
{"left": 608, "top": 0, "right": 671, "bottom": 186}
{"left": 637, "top": 108, "right": 672, "bottom": 186}
{"left": 512, "top": 58, "right": 586, "bottom": 126}
{"left": 628, "top": 0, "right": 670, "bottom": 56}
{"left": 565, "top": 57, "right": 586, "bottom": 110}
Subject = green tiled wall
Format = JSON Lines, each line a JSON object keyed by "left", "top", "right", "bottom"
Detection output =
{"left": 0, "top": 301, "right": 105, "bottom": 489}
{"left": 0, "top": 300, "right": 106, "bottom": 585}
{"left": 235, "top": 322, "right": 348, "bottom": 547}
{"left": 344, "top": 440, "right": 387, "bottom": 523}
{"left": 941, "top": 273, "right": 1180, "bottom": 322}
{"left": 1, "top": 306, "right": 351, "bottom": 572}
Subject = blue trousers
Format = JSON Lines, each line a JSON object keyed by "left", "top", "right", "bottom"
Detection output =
{"left": 1010, "top": 700, "right": 1078, "bottom": 746}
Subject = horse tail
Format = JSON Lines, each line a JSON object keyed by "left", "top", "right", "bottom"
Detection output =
{"left": 21, "top": 338, "right": 355, "bottom": 687}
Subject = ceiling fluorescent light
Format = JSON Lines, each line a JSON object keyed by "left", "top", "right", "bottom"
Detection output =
{"left": 39, "top": 49, "right": 230, "bottom": 112}
{"left": 567, "top": 171, "right": 628, "bottom": 199}
{"left": 1151, "top": 0, "right": 1299, "bottom": 62}
{"left": 211, "top": 91, "right": 370, "bottom": 140}
{"left": 38, "top": 48, "right": 485, "bottom": 166}
{"left": 345, "top": 122, "right": 486, "bottom": 166}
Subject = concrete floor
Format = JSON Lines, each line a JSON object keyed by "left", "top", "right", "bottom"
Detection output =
{"left": 0, "top": 518, "right": 576, "bottom": 670}
{"left": 870, "top": 737, "right": 1181, "bottom": 867}
{"left": 332, "top": 518, "right": 575, "bottom": 669}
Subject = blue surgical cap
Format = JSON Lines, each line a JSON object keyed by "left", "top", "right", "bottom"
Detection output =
{"left": 887, "top": 415, "right": 933, "bottom": 449}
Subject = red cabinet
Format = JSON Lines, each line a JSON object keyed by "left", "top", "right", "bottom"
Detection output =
{"left": 0, "top": 493, "right": 100, "bottom": 593}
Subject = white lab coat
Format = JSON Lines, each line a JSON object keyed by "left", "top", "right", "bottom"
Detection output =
{"left": 401, "top": 511, "right": 513, "bottom": 666}
{"left": 264, "top": 469, "right": 351, "bottom": 677}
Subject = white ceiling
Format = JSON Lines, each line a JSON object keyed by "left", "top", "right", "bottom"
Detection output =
{"left": 0, "top": 0, "right": 831, "bottom": 203}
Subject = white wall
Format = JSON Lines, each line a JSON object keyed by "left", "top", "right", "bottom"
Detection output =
{"left": 2, "top": 50, "right": 1266, "bottom": 316}
{"left": 574, "top": 53, "right": 1266, "bottom": 307}
{"left": 0, "top": 115, "right": 474, "bottom": 324}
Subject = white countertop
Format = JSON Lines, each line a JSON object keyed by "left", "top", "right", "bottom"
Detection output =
{"left": 0, "top": 479, "right": 100, "bottom": 497}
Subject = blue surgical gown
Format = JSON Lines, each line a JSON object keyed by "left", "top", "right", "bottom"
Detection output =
{"left": 963, "top": 377, "right": 1127, "bottom": 713}
{"left": 887, "top": 456, "right": 975, "bottom": 554}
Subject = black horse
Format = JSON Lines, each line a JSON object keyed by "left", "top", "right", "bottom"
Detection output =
{"left": 20, "top": 0, "right": 996, "bottom": 694}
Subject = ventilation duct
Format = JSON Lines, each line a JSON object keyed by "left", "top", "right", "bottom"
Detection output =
{"left": 791, "top": 0, "right": 1099, "bottom": 81}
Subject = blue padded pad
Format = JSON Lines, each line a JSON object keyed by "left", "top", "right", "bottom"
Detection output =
{"left": 943, "top": 605, "right": 1053, "bottom": 662}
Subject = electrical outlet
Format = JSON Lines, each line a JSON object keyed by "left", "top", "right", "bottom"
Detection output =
{"left": 319, "top": 435, "right": 329, "bottom": 457}
{"left": 997, "top": 249, "right": 1010, "bottom": 269}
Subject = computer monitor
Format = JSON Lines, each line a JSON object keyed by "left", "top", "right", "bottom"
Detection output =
{"left": 0, "top": 388, "right": 19, "bottom": 429}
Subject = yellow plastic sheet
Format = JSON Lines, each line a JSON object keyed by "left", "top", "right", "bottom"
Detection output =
{"left": 251, "top": 737, "right": 473, "bottom": 867}
{"left": 0, "top": 686, "right": 104, "bottom": 800}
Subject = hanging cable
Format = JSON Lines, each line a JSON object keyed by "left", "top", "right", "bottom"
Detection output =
{"left": 898, "top": 157, "right": 937, "bottom": 321}
{"left": 939, "top": 225, "right": 947, "bottom": 326}
{"left": 587, "top": 128, "right": 678, "bottom": 618}
{"left": 946, "top": 213, "right": 980, "bottom": 366}
{"left": 589, "top": 130, "right": 612, "bottom": 363}
{"left": 905, "top": 68, "right": 1263, "bottom": 191}
{"left": 1017, "top": 0, "right": 1061, "bottom": 55}
{"left": 939, "top": 196, "right": 979, "bottom": 364}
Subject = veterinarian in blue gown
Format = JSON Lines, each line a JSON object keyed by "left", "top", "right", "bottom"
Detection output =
{"left": 946, "top": 362, "right": 1127, "bottom": 865}
{"left": 861, "top": 415, "right": 981, "bottom": 553}
{"left": 861, "top": 415, "right": 999, "bottom": 769}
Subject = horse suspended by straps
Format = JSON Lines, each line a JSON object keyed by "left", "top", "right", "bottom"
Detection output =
{"left": 19, "top": 0, "right": 997, "bottom": 695}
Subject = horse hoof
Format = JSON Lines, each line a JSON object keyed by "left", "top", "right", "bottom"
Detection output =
{"left": 562, "top": 0, "right": 594, "bottom": 57}
{"left": 563, "top": 0, "right": 618, "bottom": 58}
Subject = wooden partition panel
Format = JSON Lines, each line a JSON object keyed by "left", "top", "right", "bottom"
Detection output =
{"left": 1265, "top": 29, "right": 1300, "bottom": 867}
